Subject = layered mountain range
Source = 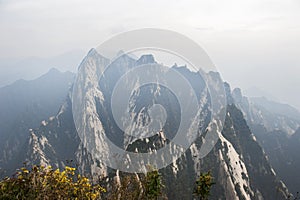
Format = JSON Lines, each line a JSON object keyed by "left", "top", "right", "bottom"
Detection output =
{"left": 0, "top": 49, "right": 299, "bottom": 199}
{"left": 0, "top": 68, "right": 75, "bottom": 176}
{"left": 232, "top": 87, "right": 300, "bottom": 195}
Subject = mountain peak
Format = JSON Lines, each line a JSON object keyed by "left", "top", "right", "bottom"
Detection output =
{"left": 87, "top": 48, "right": 98, "bottom": 56}
{"left": 116, "top": 50, "right": 125, "bottom": 57}
{"left": 224, "top": 82, "right": 234, "bottom": 104}
{"left": 136, "top": 54, "right": 156, "bottom": 65}
{"left": 232, "top": 87, "right": 243, "bottom": 103}
{"left": 47, "top": 67, "right": 61, "bottom": 74}
{"left": 86, "top": 48, "right": 108, "bottom": 61}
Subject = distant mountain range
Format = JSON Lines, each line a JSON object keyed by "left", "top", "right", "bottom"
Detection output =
{"left": 0, "top": 49, "right": 299, "bottom": 199}
{"left": 0, "top": 50, "right": 85, "bottom": 87}
{"left": 232, "top": 87, "right": 300, "bottom": 195}
{"left": 0, "top": 68, "right": 75, "bottom": 176}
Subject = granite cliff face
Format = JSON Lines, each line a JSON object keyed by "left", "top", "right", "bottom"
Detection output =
{"left": 20, "top": 49, "right": 291, "bottom": 199}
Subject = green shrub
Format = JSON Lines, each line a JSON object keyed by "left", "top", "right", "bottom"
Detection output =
{"left": 144, "top": 169, "right": 164, "bottom": 200}
{"left": 104, "top": 167, "right": 166, "bottom": 200}
{"left": 193, "top": 171, "right": 215, "bottom": 200}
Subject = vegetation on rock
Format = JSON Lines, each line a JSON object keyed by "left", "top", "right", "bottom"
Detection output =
{"left": 193, "top": 171, "right": 215, "bottom": 200}
{"left": 0, "top": 165, "right": 105, "bottom": 200}
{"left": 0, "top": 164, "right": 213, "bottom": 200}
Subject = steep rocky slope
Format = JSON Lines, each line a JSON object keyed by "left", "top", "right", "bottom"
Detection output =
{"left": 23, "top": 49, "right": 291, "bottom": 199}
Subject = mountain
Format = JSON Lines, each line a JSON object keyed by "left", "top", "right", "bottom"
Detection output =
{"left": 244, "top": 86, "right": 279, "bottom": 102}
{"left": 231, "top": 87, "right": 300, "bottom": 195}
{"left": 232, "top": 88, "right": 300, "bottom": 135}
{"left": 22, "top": 49, "right": 291, "bottom": 199}
{"left": 0, "top": 50, "right": 85, "bottom": 87}
{"left": 250, "top": 97, "right": 300, "bottom": 121}
{"left": 0, "top": 68, "right": 75, "bottom": 177}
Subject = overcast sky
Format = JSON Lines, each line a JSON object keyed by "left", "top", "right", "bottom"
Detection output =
{"left": 0, "top": 0, "right": 299, "bottom": 110}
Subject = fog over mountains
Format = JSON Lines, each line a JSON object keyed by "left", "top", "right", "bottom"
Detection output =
{"left": 0, "top": 68, "right": 75, "bottom": 176}
{"left": 0, "top": 49, "right": 299, "bottom": 199}
{"left": 0, "top": 50, "right": 85, "bottom": 87}
{"left": 232, "top": 87, "right": 300, "bottom": 195}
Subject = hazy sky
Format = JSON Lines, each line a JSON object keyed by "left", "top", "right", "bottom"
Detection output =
{"left": 0, "top": 0, "right": 299, "bottom": 110}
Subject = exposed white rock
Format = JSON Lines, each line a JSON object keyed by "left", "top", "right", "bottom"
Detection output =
{"left": 219, "top": 132, "right": 254, "bottom": 199}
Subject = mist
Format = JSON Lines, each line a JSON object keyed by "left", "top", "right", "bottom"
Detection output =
{"left": 0, "top": 0, "right": 299, "bottom": 110}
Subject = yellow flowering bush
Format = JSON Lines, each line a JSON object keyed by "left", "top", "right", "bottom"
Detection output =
{"left": 0, "top": 165, "right": 105, "bottom": 200}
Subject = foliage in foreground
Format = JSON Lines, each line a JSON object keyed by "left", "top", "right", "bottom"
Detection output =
{"left": 0, "top": 164, "right": 214, "bottom": 200}
{"left": 0, "top": 165, "right": 105, "bottom": 200}
{"left": 193, "top": 171, "right": 215, "bottom": 200}
{"left": 145, "top": 169, "right": 164, "bottom": 199}
{"left": 105, "top": 167, "right": 166, "bottom": 200}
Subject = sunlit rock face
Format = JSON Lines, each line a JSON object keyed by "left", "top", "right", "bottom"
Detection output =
{"left": 11, "top": 50, "right": 291, "bottom": 199}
